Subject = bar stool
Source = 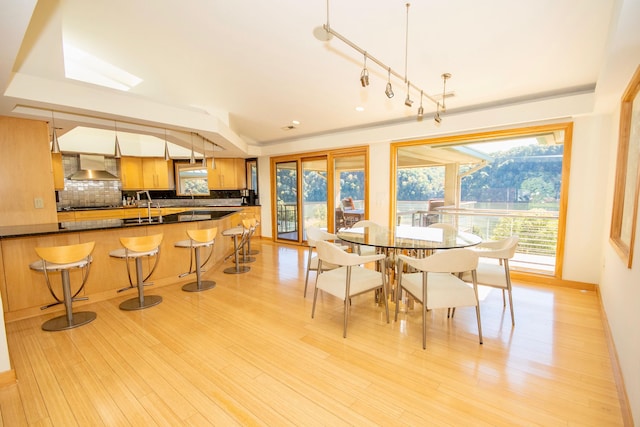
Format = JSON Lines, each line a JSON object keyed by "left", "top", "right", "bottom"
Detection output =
{"left": 109, "top": 233, "right": 163, "bottom": 310}
{"left": 244, "top": 217, "right": 260, "bottom": 255}
{"left": 174, "top": 227, "right": 217, "bottom": 292}
{"left": 222, "top": 226, "right": 250, "bottom": 274}
{"left": 237, "top": 219, "right": 257, "bottom": 263}
{"left": 29, "top": 241, "right": 97, "bottom": 331}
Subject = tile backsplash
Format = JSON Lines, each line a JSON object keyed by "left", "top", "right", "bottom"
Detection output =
{"left": 57, "top": 155, "right": 122, "bottom": 209}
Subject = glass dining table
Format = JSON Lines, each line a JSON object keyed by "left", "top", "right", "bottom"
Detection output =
{"left": 336, "top": 224, "right": 482, "bottom": 254}
{"left": 336, "top": 224, "right": 482, "bottom": 305}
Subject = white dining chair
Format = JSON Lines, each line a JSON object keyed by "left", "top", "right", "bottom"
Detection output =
{"left": 303, "top": 226, "right": 348, "bottom": 297}
{"left": 312, "top": 240, "right": 389, "bottom": 338}
{"left": 350, "top": 220, "right": 381, "bottom": 256}
{"left": 462, "top": 235, "right": 519, "bottom": 325}
{"left": 396, "top": 248, "right": 481, "bottom": 349}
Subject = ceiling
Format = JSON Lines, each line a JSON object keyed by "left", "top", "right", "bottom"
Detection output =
{"left": 0, "top": 0, "right": 623, "bottom": 157}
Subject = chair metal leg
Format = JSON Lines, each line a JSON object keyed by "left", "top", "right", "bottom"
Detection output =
{"left": 182, "top": 246, "right": 216, "bottom": 292}
{"left": 119, "top": 257, "right": 162, "bottom": 310}
{"left": 224, "top": 234, "right": 250, "bottom": 274}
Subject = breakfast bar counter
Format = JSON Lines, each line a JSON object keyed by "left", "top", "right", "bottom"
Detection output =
{"left": 0, "top": 208, "right": 259, "bottom": 321}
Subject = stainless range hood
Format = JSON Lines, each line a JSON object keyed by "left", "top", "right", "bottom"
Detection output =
{"left": 68, "top": 154, "right": 119, "bottom": 181}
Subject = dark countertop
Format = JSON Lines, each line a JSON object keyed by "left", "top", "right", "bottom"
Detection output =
{"left": 0, "top": 210, "right": 237, "bottom": 239}
{"left": 57, "top": 205, "right": 259, "bottom": 212}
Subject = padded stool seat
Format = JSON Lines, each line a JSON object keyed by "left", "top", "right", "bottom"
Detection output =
{"left": 174, "top": 227, "right": 217, "bottom": 292}
{"left": 222, "top": 226, "right": 250, "bottom": 274}
{"left": 109, "top": 233, "right": 163, "bottom": 310}
{"left": 29, "top": 241, "right": 97, "bottom": 331}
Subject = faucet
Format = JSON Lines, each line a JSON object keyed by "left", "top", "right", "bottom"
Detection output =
{"left": 188, "top": 189, "right": 195, "bottom": 207}
{"left": 136, "top": 190, "right": 152, "bottom": 222}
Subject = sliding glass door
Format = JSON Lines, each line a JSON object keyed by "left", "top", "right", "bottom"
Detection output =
{"left": 275, "top": 161, "right": 298, "bottom": 241}
{"left": 302, "top": 158, "right": 328, "bottom": 240}
{"left": 271, "top": 147, "right": 369, "bottom": 244}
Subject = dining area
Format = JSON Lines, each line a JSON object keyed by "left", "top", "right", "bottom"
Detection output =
{"left": 306, "top": 221, "right": 519, "bottom": 349}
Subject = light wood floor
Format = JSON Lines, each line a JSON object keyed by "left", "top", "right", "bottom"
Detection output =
{"left": 0, "top": 240, "right": 625, "bottom": 426}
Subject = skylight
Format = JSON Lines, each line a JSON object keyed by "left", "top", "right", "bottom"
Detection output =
{"left": 63, "top": 43, "right": 142, "bottom": 91}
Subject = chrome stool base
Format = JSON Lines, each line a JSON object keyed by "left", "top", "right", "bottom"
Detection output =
{"left": 224, "top": 265, "right": 250, "bottom": 274}
{"left": 119, "top": 295, "right": 163, "bottom": 311}
{"left": 182, "top": 280, "right": 216, "bottom": 292}
{"left": 42, "top": 311, "right": 96, "bottom": 331}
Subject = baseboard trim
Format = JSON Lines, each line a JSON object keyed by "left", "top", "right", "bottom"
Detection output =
{"left": 511, "top": 271, "right": 596, "bottom": 291}
{"left": 596, "top": 288, "right": 634, "bottom": 427}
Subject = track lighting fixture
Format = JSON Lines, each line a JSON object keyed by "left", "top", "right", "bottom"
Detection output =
{"left": 114, "top": 121, "right": 122, "bottom": 158}
{"left": 434, "top": 102, "right": 442, "bottom": 126}
{"left": 360, "top": 53, "right": 369, "bottom": 87}
{"left": 189, "top": 132, "right": 196, "bottom": 164}
{"left": 404, "top": 81, "right": 412, "bottom": 107}
{"left": 50, "top": 110, "right": 61, "bottom": 153}
{"left": 318, "top": 1, "right": 451, "bottom": 124}
{"left": 441, "top": 73, "right": 451, "bottom": 111}
{"left": 385, "top": 67, "right": 394, "bottom": 98}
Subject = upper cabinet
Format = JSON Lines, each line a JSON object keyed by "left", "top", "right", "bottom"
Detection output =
{"left": 208, "top": 158, "right": 246, "bottom": 190}
{"left": 142, "top": 158, "right": 174, "bottom": 190}
{"left": 120, "top": 157, "right": 143, "bottom": 190}
{"left": 121, "top": 157, "right": 174, "bottom": 190}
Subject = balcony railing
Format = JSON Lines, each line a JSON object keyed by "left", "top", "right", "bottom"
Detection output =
{"left": 397, "top": 203, "right": 558, "bottom": 273}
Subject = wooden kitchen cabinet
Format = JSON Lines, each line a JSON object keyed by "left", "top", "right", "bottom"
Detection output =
{"left": 51, "top": 153, "right": 65, "bottom": 190}
{"left": 208, "top": 158, "right": 246, "bottom": 189}
{"left": 120, "top": 157, "right": 143, "bottom": 190}
{"left": 121, "top": 157, "right": 174, "bottom": 190}
{"left": 142, "top": 158, "right": 174, "bottom": 190}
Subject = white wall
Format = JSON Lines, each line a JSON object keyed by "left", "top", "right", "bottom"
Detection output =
{"left": 562, "top": 115, "right": 612, "bottom": 283}
{"left": 600, "top": 81, "right": 640, "bottom": 426}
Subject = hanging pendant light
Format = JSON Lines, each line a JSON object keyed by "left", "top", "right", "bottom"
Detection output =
{"left": 417, "top": 90, "right": 424, "bottom": 121}
{"left": 189, "top": 132, "right": 196, "bottom": 164}
{"left": 50, "top": 110, "right": 61, "bottom": 153}
{"left": 201, "top": 134, "right": 207, "bottom": 168}
{"left": 114, "top": 121, "right": 122, "bottom": 158}
{"left": 163, "top": 129, "right": 170, "bottom": 161}
{"left": 210, "top": 143, "right": 216, "bottom": 170}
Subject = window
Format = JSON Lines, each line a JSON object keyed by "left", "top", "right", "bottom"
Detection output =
{"left": 392, "top": 123, "right": 572, "bottom": 278}
{"left": 175, "top": 163, "right": 209, "bottom": 196}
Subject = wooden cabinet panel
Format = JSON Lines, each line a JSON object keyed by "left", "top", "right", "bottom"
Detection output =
{"left": 120, "top": 157, "right": 143, "bottom": 190}
{"left": 234, "top": 158, "right": 247, "bottom": 188}
{"left": 142, "top": 158, "right": 174, "bottom": 190}
{"left": 73, "top": 209, "right": 124, "bottom": 221}
{"left": 51, "top": 153, "right": 65, "bottom": 190}
{"left": 0, "top": 117, "right": 58, "bottom": 227}
{"left": 208, "top": 158, "right": 246, "bottom": 189}
{"left": 57, "top": 211, "right": 76, "bottom": 222}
